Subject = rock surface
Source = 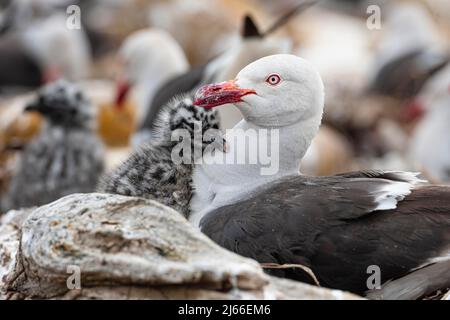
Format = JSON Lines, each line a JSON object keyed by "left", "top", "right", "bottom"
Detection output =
{"left": 0, "top": 193, "right": 361, "bottom": 300}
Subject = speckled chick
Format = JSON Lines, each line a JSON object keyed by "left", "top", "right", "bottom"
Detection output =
{"left": 1, "top": 80, "right": 104, "bottom": 212}
{"left": 98, "top": 94, "right": 223, "bottom": 217}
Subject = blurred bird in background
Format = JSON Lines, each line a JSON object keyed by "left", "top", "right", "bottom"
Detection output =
{"left": 1, "top": 80, "right": 104, "bottom": 212}
{"left": 0, "top": 2, "right": 91, "bottom": 93}
{"left": 114, "top": 29, "right": 189, "bottom": 131}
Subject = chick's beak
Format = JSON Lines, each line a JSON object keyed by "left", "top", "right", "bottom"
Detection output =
{"left": 24, "top": 100, "right": 41, "bottom": 113}
{"left": 193, "top": 80, "right": 256, "bottom": 109}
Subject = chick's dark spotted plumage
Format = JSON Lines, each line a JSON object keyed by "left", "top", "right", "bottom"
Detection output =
{"left": 98, "top": 95, "right": 223, "bottom": 217}
{"left": 1, "top": 80, "right": 104, "bottom": 212}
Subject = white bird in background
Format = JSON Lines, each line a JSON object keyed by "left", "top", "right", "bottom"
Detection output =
{"left": 20, "top": 14, "right": 91, "bottom": 82}
{"left": 374, "top": 2, "right": 447, "bottom": 69}
{"left": 0, "top": 13, "right": 91, "bottom": 92}
{"left": 113, "top": 29, "right": 189, "bottom": 129}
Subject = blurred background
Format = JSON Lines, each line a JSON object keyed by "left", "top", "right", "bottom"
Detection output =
{"left": 1, "top": 0, "right": 450, "bottom": 204}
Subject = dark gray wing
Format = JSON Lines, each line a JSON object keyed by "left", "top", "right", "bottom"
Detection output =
{"left": 201, "top": 173, "right": 450, "bottom": 295}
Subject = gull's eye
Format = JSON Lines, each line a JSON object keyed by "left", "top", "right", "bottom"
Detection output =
{"left": 265, "top": 73, "right": 282, "bottom": 86}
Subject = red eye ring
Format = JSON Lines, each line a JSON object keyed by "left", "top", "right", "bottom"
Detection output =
{"left": 265, "top": 73, "right": 281, "bottom": 86}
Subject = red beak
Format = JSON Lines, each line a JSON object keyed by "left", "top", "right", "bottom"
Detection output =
{"left": 193, "top": 80, "right": 256, "bottom": 109}
{"left": 403, "top": 97, "right": 425, "bottom": 122}
{"left": 115, "top": 78, "right": 131, "bottom": 109}
{"left": 41, "top": 66, "right": 61, "bottom": 84}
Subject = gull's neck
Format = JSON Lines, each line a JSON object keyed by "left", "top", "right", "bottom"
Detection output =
{"left": 189, "top": 112, "right": 322, "bottom": 227}
{"left": 232, "top": 116, "right": 320, "bottom": 175}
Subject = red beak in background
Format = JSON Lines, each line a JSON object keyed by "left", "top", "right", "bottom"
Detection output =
{"left": 193, "top": 80, "right": 256, "bottom": 109}
{"left": 403, "top": 97, "right": 426, "bottom": 122}
{"left": 115, "top": 78, "right": 131, "bottom": 109}
{"left": 42, "top": 66, "right": 61, "bottom": 84}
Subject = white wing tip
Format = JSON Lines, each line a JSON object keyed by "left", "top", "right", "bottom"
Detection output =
{"left": 374, "top": 181, "right": 413, "bottom": 211}
{"left": 385, "top": 171, "right": 428, "bottom": 185}
{"left": 372, "top": 171, "right": 427, "bottom": 211}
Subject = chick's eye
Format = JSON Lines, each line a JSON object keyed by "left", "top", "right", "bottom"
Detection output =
{"left": 266, "top": 74, "right": 281, "bottom": 86}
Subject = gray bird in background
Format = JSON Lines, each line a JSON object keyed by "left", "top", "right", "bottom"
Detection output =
{"left": 1, "top": 80, "right": 104, "bottom": 212}
{"left": 98, "top": 94, "right": 224, "bottom": 218}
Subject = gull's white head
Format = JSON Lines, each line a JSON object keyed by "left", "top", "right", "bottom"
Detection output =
{"left": 114, "top": 29, "right": 189, "bottom": 108}
{"left": 194, "top": 54, "right": 324, "bottom": 127}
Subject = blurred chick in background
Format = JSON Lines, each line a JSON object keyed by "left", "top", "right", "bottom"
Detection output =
{"left": 1, "top": 80, "right": 104, "bottom": 212}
